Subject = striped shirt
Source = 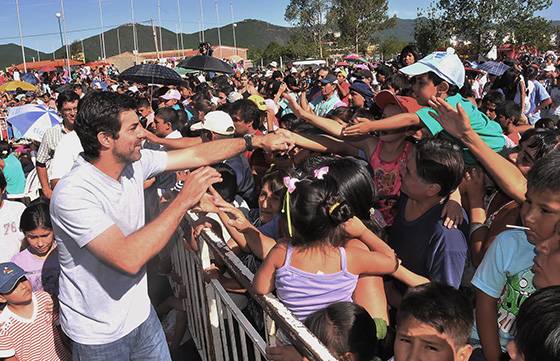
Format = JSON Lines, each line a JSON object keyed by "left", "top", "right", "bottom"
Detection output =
{"left": 36, "top": 123, "right": 68, "bottom": 165}
{"left": 0, "top": 291, "right": 71, "bottom": 361}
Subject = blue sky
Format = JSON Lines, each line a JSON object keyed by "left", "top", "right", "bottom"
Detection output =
{"left": 2, "top": 0, "right": 560, "bottom": 53}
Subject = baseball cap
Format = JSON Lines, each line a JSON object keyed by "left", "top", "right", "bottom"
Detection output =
{"left": 160, "top": 89, "right": 181, "bottom": 101}
{"left": 400, "top": 47, "right": 465, "bottom": 88}
{"left": 320, "top": 74, "right": 337, "bottom": 85}
{"left": 190, "top": 111, "right": 235, "bottom": 135}
{"left": 248, "top": 94, "right": 267, "bottom": 111}
{"left": 349, "top": 81, "right": 374, "bottom": 99}
{"left": 335, "top": 68, "right": 348, "bottom": 78}
{"left": 227, "top": 91, "right": 243, "bottom": 103}
{"left": 375, "top": 90, "right": 423, "bottom": 114}
{"left": 0, "top": 262, "right": 26, "bottom": 294}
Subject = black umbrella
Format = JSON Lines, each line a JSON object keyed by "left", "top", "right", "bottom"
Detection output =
{"left": 177, "top": 55, "right": 234, "bottom": 74}
{"left": 118, "top": 64, "right": 182, "bottom": 85}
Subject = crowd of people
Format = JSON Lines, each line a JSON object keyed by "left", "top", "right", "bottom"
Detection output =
{"left": 1, "top": 43, "right": 560, "bottom": 361}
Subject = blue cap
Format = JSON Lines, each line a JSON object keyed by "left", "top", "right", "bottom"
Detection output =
{"left": 0, "top": 262, "right": 27, "bottom": 294}
{"left": 320, "top": 74, "right": 337, "bottom": 85}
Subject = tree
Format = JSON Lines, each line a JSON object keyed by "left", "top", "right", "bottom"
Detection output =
{"left": 509, "top": 16, "right": 553, "bottom": 51}
{"left": 285, "top": 0, "right": 332, "bottom": 58}
{"left": 330, "top": 0, "right": 396, "bottom": 53}
{"left": 414, "top": 13, "right": 448, "bottom": 56}
{"left": 416, "top": 0, "right": 552, "bottom": 56}
{"left": 378, "top": 37, "right": 408, "bottom": 59}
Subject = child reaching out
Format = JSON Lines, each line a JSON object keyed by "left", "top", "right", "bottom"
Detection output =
{"left": 253, "top": 174, "right": 428, "bottom": 321}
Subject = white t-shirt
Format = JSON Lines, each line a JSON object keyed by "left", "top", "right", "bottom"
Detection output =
{"left": 50, "top": 149, "right": 168, "bottom": 345}
{"left": 49, "top": 131, "right": 83, "bottom": 181}
{"left": 0, "top": 200, "right": 26, "bottom": 263}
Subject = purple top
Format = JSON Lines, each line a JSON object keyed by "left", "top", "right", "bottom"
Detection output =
{"left": 11, "top": 247, "right": 60, "bottom": 296}
{"left": 275, "top": 245, "right": 358, "bottom": 321}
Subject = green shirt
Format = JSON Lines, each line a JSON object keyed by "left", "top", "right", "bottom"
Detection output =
{"left": 416, "top": 94, "right": 505, "bottom": 164}
{"left": 3, "top": 153, "right": 25, "bottom": 194}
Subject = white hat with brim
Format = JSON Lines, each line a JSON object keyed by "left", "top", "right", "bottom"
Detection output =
{"left": 400, "top": 48, "right": 465, "bottom": 88}
{"left": 190, "top": 110, "right": 235, "bottom": 136}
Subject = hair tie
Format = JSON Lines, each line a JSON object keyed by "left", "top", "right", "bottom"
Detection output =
{"left": 328, "top": 202, "right": 341, "bottom": 216}
{"left": 313, "top": 166, "right": 329, "bottom": 180}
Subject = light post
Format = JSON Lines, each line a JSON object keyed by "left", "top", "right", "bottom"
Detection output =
{"left": 230, "top": 2, "right": 237, "bottom": 56}
{"left": 55, "top": 13, "right": 63, "bottom": 47}
{"left": 15, "top": 0, "right": 27, "bottom": 72}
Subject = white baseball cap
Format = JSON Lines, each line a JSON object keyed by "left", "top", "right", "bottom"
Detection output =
{"left": 400, "top": 48, "right": 465, "bottom": 88}
{"left": 190, "top": 111, "right": 235, "bottom": 135}
{"left": 160, "top": 89, "right": 181, "bottom": 100}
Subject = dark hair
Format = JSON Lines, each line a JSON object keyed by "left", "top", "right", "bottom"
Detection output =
{"left": 305, "top": 302, "right": 378, "bottom": 361}
{"left": 399, "top": 44, "right": 419, "bottom": 65}
{"left": 397, "top": 283, "right": 474, "bottom": 347}
{"left": 289, "top": 176, "right": 353, "bottom": 247}
{"left": 211, "top": 163, "right": 238, "bottom": 203}
{"left": 425, "top": 72, "right": 461, "bottom": 96}
{"left": 56, "top": 90, "right": 80, "bottom": 111}
{"left": 482, "top": 90, "right": 505, "bottom": 106}
{"left": 492, "top": 68, "right": 520, "bottom": 101}
{"left": 261, "top": 167, "right": 289, "bottom": 198}
{"left": 0, "top": 141, "right": 11, "bottom": 159}
{"left": 228, "top": 99, "right": 261, "bottom": 130}
{"left": 520, "top": 129, "right": 560, "bottom": 163}
{"left": 137, "top": 98, "right": 151, "bottom": 109}
{"left": 415, "top": 136, "right": 465, "bottom": 197}
{"left": 20, "top": 200, "right": 52, "bottom": 233}
{"left": 535, "top": 117, "right": 557, "bottom": 130}
{"left": 75, "top": 92, "right": 138, "bottom": 161}
{"left": 513, "top": 286, "right": 560, "bottom": 361}
{"left": 527, "top": 150, "right": 560, "bottom": 193}
{"left": 496, "top": 101, "right": 521, "bottom": 124}
{"left": 384, "top": 73, "right": 412, "bottom": 96}
{"left": 154, "top": 107, "right": 181, "bottom": 131}
{"left": 327, "top": 107, "right": 355, "bottom": 123}
{"left": 0, "top": 170, "right": 6, "bottom": 192}
{"left": 376, "top": 64, "right": 394, "bottom": 78}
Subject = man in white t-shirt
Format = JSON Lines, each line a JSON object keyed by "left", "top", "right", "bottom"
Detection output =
{"left": 0, "top": 171, "right": 25, "bottom": 263}
{"left": 50, "top": 92, "right": 292, "bottom": 360}
{"left": 49, "top": 131, "right": 82, "bottom": 189}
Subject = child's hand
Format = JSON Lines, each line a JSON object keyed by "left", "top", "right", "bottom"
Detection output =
{"left": 342, "top": 216, "right": 367, "bottom": 239}
{"left": 441, "top": 199, "right": 463, "bottom": 229}
{"left": 341, "top": 120, "right": 375, "bottom": 136}
{"left": 217, "top": 202, "right": 253, "bottom": 233}
{"left": 427, "top": 96, "right": 474, "bottom": 138}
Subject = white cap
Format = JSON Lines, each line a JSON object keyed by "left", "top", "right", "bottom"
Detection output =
{"left": 190, "top": 111, "right": 235, "bottom": 135}
{"left": 269, "top": 61, "right": 278, "bottom": 68}
{"left": 160, "top": 89, "right": 181, "bottom": 100}
{"left": 227, "top": 91, "right": 243, "bottom": 103}
{"left": 400, "top": 48, "right": 465, "bottom": 88}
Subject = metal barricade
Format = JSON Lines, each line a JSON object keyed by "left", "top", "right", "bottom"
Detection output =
{"left": 169, "top": 210, "right": 337, "bottom": 361}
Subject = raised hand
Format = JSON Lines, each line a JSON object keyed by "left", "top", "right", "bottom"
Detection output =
{"left": 427, "top": 96, "right": 473, "bottom": 139}
{"left": 342, "top": 120, "right": 375, "bottom": 136}
{"left": 176, "top": 166, "right": 222, "bottom": 210}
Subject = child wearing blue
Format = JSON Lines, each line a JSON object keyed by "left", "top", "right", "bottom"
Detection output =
{"left": 471, "top": 152, "right": 560, "bottom": 361}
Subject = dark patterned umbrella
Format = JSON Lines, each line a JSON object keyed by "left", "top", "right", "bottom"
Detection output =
{"left": 177, "top": 55, "right": 234, "bottom": 74}
{"left": 118, "top": 64, "right": 182, "bottom": 85}
{"left": 477, "top": 61, "right": 510, "bottom": 76}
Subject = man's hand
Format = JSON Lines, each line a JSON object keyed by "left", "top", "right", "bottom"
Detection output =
{"left": 427, "top": 96, "right": 474, "bottom": 139}
{"left": 176, "top": 167, "right": 222, "bottom": 210}
{"left": 140, "top": 126, "right": 161, "bottom": 144}
{"left": 282, "top": 93, "right": 304, "bottom": 118}
{"left": 254, "top": 132, "right": 294, "bottom": 153}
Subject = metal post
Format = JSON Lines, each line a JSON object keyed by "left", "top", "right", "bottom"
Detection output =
{"left": 81, "top": 39, "right": 85, "bottom": 62}
{"left": 230, "top": 2, "right": 237, "bottom": 56}
{"left": 56, "top": 14, "right": 64, "bottom": 47}
{"left": 37, "top": 49, "right": 41, "bottom": 62}
{"left": 157, "top": 0, "right": 163, "bottom": 57}
{"left": 59, "top": 0, "right": 71, "bottom": 69}
{"left": 15, "top": 0, "right": 27, "bottom": 72}
{"left": 117, "top": 27, "right": 121, "bottom": 54}
{"left": 151, "top": 19, "right": 160, "bottom": 60}
{"left": 98, "top": 0, "right": 106, "bottom": 59}
{"left": 215, "top": 0, "right": 222, "bottom": 58}
{"left": 130, "top": 0, "right": 139, "bottom": 63}
{"left": 199, "top": 0, "right": 205, "bottom": 42}
{"left": 177, "top": 0, "right": 185, "bottom": 56}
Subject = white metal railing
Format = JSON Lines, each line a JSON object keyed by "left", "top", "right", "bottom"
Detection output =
{"left": 168, "top": 210, "right": 338, "bottom": 361}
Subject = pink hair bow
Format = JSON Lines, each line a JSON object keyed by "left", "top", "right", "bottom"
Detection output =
{"left": 313, "top": 166, "right": 329, "bottom": 180}
{"left": 283, "top": 176, "right": 300, "bottom": 193}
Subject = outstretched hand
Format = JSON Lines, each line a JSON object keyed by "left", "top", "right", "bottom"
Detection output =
{"left": 342, "top": 120, "right": 375, "bottom": 137}
{"left": 176, "top": 166, "right": 222, "bottom": 210}
{"left": 427, "top": 96, "right": 473, "bottom": 139}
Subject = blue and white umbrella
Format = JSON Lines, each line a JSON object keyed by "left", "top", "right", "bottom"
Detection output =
{"left": 7, "top": 104, "right": 62, "bottom": 142}
{"left": 477, "top": 61, "right": 510, "bottom": 77}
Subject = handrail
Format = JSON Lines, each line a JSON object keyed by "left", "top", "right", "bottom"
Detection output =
{"left": 183, "top": 210, "right": 338, "bottom": 361}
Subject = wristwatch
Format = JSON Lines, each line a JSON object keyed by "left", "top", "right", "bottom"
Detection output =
{"left": 243, "top": 133, "right": 254, "bottom": 151}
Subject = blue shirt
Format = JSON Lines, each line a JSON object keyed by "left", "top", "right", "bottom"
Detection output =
{"left": 528, "top": 80, "right": 550, "bottom": 124}
{"left": 389, "top": 195, "right": 468, "bottom": 292}
{"left": 470, "top": 230, "right": 535, "bottom": 351}
{"left": 310, "top": 93, "right": 344, "bottom": 117}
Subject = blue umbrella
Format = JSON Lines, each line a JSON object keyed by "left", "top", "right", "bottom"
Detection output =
{"left": 7, "top": 104, "right": 62, "bottom": 142}
{"left": 478, "top": 61, "right": 510, "bottom": 76}
{"left": 21, "top": 72, "right": 39, "bottom": 85}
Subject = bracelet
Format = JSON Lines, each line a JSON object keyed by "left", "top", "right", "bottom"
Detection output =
{"left": 469, "top": 223, "right": 488, "bottom": 238}
{"left": 391, "top": 254, "right": 401, "bottom": 274}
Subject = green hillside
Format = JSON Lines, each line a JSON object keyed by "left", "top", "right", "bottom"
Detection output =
{"left": 1, "top": 43, "right": 52, "bottom": 68}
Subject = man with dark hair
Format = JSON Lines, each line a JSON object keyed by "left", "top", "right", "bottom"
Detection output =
{"left": 388, "top": 136, "right": 468, "bottom": 305}
{"left": 495, "top": 101, "right": 522, "bottom": 145}
{"left": 227, "top": 99, "right": 262, "bottom": 136}
{"left": 35, "top": 90, "right": 80, "bottom": 199}
{"left": 480, "top": 90, "right": 505, "bottom": 121}
{"left": 50, "top": 92, "right": 291, "bottom": 360}
{"left": 394, "top": 283, "right": 474, "bottom": 361}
